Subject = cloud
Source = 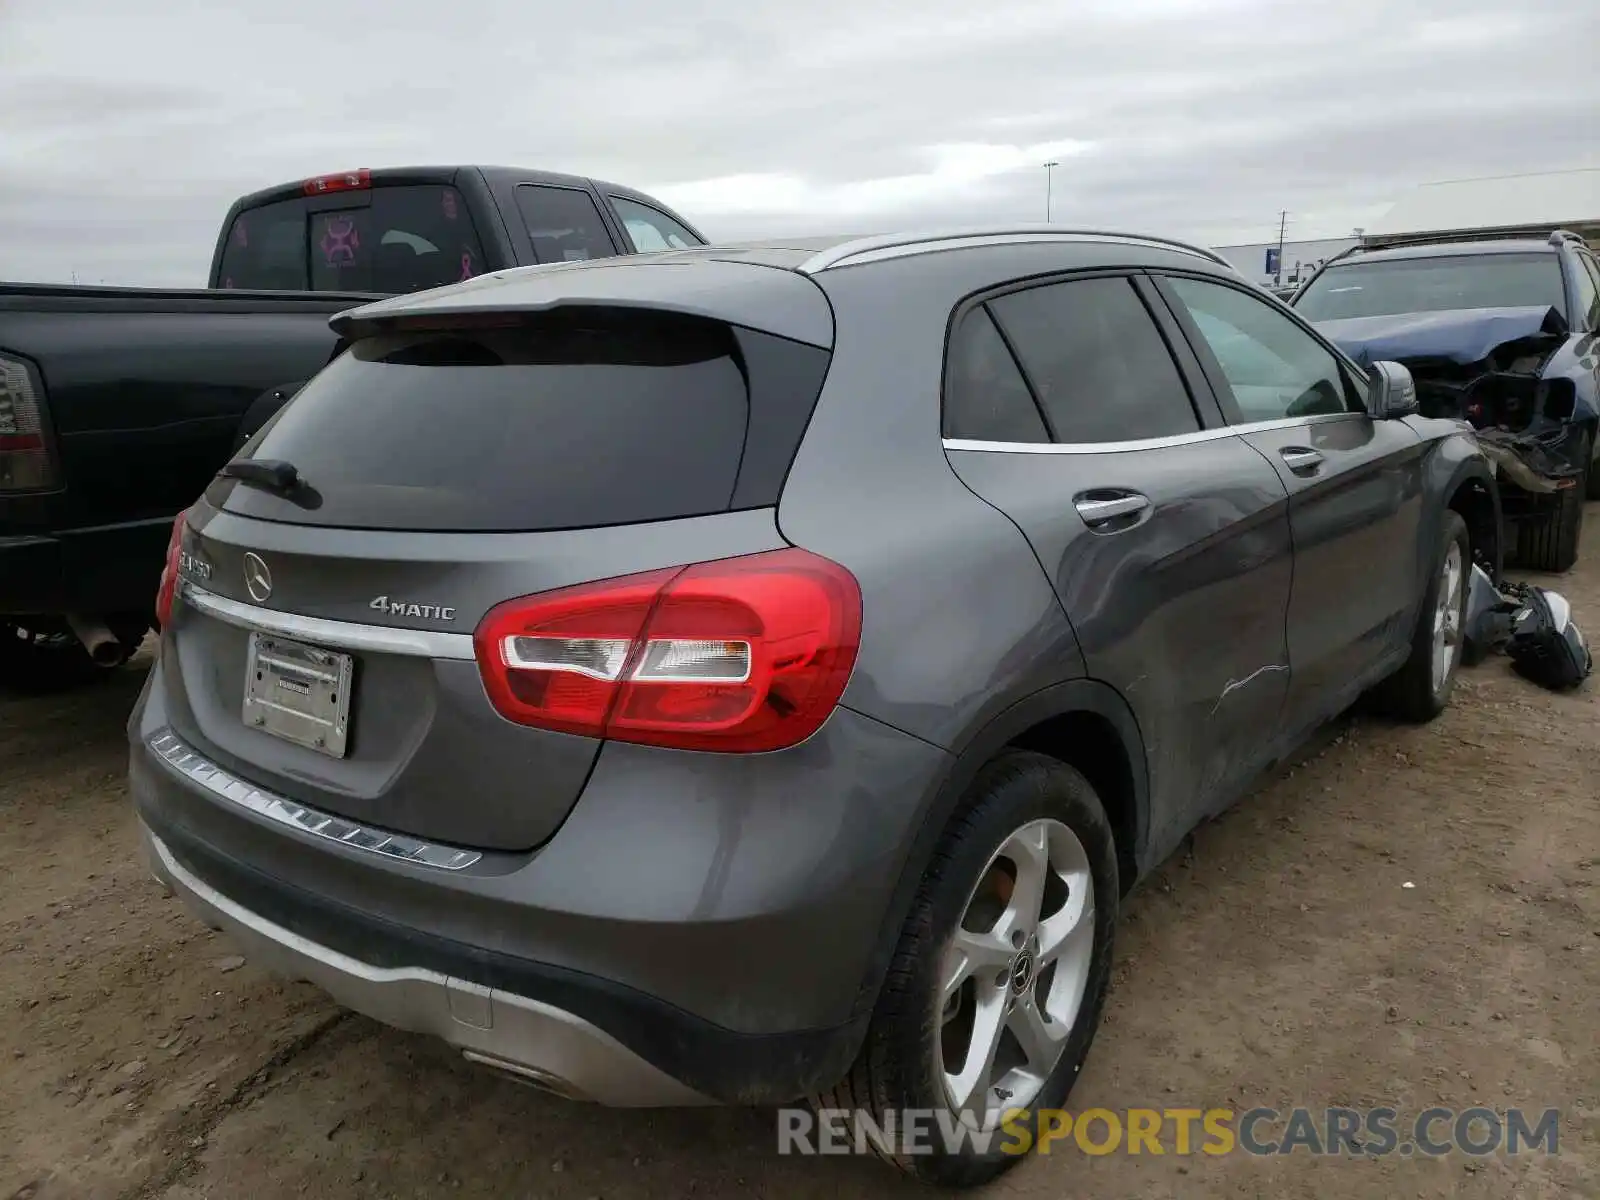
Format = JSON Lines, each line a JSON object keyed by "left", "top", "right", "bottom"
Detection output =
{"left": 656, "top": 139, "right": 1095, "bottom": 223}
{"left": 0, "top": 0, "right": 1594, "bottom": 285}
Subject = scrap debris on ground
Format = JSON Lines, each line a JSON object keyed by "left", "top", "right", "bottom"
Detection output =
{"left": 2, "top": 517, "right": 1598, "bottom": 1200}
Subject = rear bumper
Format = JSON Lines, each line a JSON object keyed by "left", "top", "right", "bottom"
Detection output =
{"left": 129, "top": 664, "right": 953, "bottom": 1104}
{"left": 140, "top": 822, "right": 708, "bottom": 1106}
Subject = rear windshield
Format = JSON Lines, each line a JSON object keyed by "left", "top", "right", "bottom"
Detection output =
{"left": 1293, "top": 253, "right": 1567, "bottom": 322}
{"left": 216, "top": 185, "right": 487, "bottom": 294}
{"left": 216, "top": 310, "right": 829, "bottom": 533}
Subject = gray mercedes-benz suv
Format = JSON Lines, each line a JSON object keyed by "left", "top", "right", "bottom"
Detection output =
{"left": 129, "top": 227, "right": 1499, "bottom": 1185}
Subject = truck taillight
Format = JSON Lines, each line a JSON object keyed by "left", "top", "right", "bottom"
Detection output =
{"left": 0, "top": 354, "right": 58, "bottom": 492}
{"left": 155, "top": 513, "right": 188, "bottom": 629}
{"left": 474, "top": 548, "right": 863, "bottom": 753}
{"left": 302, "top": 169, "right": 371, "bottom": 196}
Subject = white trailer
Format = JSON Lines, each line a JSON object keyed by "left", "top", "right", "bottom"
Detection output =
{"left": 1362, "top": 167, "right": 1600, "bottom": 248}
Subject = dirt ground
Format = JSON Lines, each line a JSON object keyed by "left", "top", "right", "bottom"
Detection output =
{"left": 3, "top": 519, "right": 1598, "bottom": 1200}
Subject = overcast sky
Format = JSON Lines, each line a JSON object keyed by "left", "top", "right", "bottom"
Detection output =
{"left": 2, "top": 0, "right": 1596, "bottom": 286}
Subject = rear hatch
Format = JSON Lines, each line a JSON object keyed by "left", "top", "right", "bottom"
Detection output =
{"left": 161, "top": 276, "right": 834, "bottom": 852}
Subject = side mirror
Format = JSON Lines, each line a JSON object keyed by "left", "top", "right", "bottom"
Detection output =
{"left": 1367, "top": 360, "right": 1418, "bottom": 419}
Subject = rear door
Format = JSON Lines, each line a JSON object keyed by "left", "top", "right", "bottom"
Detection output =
{"left": 1152, "top": 271, "right": 1426, "bottom": 737}
{"left": 941, "top": 271, "right": 1294, "bottom": 847}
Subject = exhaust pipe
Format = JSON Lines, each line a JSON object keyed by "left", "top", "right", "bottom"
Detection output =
{"left": 65, "top": 614, "right": 126, "bottom": 667}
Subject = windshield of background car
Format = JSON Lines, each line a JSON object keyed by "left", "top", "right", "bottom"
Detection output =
{"left": 216, "top": 185, "right": 487, "bottom": 293}
{"left": 1293, "top": 253, "right": 1567, "bottom": 322}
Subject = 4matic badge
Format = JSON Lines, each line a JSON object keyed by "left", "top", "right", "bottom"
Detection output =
{"left": 369, "top": 595, "right": 456, "bottom": 622}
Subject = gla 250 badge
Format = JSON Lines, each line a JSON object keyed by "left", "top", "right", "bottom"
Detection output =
{"left": 370, "top": 595, "right": 457, "bottom": 622}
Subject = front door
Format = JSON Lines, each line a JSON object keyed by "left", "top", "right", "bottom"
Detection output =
{"left": 1152, "top": 272, "right": 1426, "bottom": 739}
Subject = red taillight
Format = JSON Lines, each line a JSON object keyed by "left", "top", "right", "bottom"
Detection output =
{"left": 474, "top": 548, "right": 863, "bottom": 753}
{"left": 155, "top": 513, "right": 188, "bottom": 629}
{"left": 0, "top": 353, "right": 58, "bottom": 492}
{"left": 302, "top": 168, "right": 371, "bottom": 196}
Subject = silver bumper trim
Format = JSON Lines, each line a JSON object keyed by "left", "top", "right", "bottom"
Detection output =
{"left": 179, "top": 580, "right": 476, "bottom": 661}
{"left": 147, "top": 729, "right": 482, "bottom": 872}
{"left": 141, "top": 825, "right": 712, "bottom": 1108}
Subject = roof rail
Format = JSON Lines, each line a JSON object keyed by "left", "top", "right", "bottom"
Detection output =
{"left": 798, "top": 226, "right": 1236, "bottom": 273}
{"left": 1359, "top": 227, "right": 1573, "bottom": 252}
{"left": 1549, "top": 228, "right": 1585, "bottom": 247}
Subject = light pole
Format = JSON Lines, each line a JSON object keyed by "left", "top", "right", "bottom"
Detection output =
{"left": 1043, "top": 161, "right": 1060, "bottom": 222}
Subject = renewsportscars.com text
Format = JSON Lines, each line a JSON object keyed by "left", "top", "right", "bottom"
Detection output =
{"left": 780, "top": 1106, "right": 1561, "bottom": 1158}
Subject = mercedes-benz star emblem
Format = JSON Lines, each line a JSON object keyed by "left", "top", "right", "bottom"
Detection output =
{"left": 242, "top": 552, "right": 273, "bottom": 603}
{"left": 1010, "top": 950, "right": 1036, "bottom": 995}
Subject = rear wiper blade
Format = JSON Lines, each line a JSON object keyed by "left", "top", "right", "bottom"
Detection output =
{"left": 216, "top": 459, "right": 319, "bottom": 509}
{"left": 218, "top": 458, "right": 300, "bottom": 493}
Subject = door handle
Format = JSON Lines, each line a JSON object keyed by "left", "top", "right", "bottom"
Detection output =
{"left": 1074, "top": 492, "right": 1150, "bottom": 527}
{"left": 1280, "top": 446, "right": 1324, "bottom": 474}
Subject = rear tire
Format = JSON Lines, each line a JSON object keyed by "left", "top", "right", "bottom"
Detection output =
{"left": 1369, "top": 511, "right": 1469, "bottom": 722}
{"left": 814, "top": 750, "right": 1119, "bottom": 1187}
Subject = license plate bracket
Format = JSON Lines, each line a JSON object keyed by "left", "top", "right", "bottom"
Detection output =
{"left": 243, "top": 632, "right": 355, "bottom": 758}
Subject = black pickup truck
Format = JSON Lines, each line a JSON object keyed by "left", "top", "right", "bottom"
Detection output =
{"left": 0, "top": 165, "right": 706, "bottom": 687}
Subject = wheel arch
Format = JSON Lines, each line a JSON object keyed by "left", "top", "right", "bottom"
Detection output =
{"left": 1443, "top": 459, "right": 1503, "bottom": 581}
{"left": 850, "top": 679, "right": 1149, "bottom": 1019}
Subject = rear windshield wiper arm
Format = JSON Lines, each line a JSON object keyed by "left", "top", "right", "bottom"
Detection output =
{"left": 218, "top": 458, "right": 300, "bottom": 493}
{"left": 216, "top": 458, "right": 317, "bottom": 507}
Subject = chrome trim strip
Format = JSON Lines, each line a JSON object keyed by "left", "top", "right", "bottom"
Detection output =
{"left": 944, "top": 412, "right": 1365, "bottom": 455}
{"left": 179, "top": 581, "right": 476, "bottom": 661}
{"left": 147, "top": 730, "right": 482, "bottom": 871}
{"left": 800, "top": 226, "right": 1236, "bottom": 273}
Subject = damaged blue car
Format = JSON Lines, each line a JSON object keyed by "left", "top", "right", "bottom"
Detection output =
{"left": 1294, "top": 230, "right": 1600, "bottom": 572}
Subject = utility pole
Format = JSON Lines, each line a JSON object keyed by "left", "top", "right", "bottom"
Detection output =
{"left": 1044, "top": 161, "right": 1060, "bottom": 222}
{"left": 1274, "top": 210, "right": 1288, "bottom": 288}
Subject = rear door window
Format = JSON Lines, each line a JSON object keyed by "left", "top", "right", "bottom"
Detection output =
{"left": 218, "top": 311, "right": 782, "bottom": 532}
{"left": 513, "top": 186, "right": 619, "bottom": 264}
{"left": 987, "top": 276, "right": 1200, "bottom": 443}
{"left": 609, "top": 196, "right": 702, "bottom": 251}
{"left": 218, "top": 185, "right": 487, "bottom": 293}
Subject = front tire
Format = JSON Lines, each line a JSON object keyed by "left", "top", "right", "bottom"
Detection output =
{"left": 815, "top": 751, "right": 1120, "bottom": 1187}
